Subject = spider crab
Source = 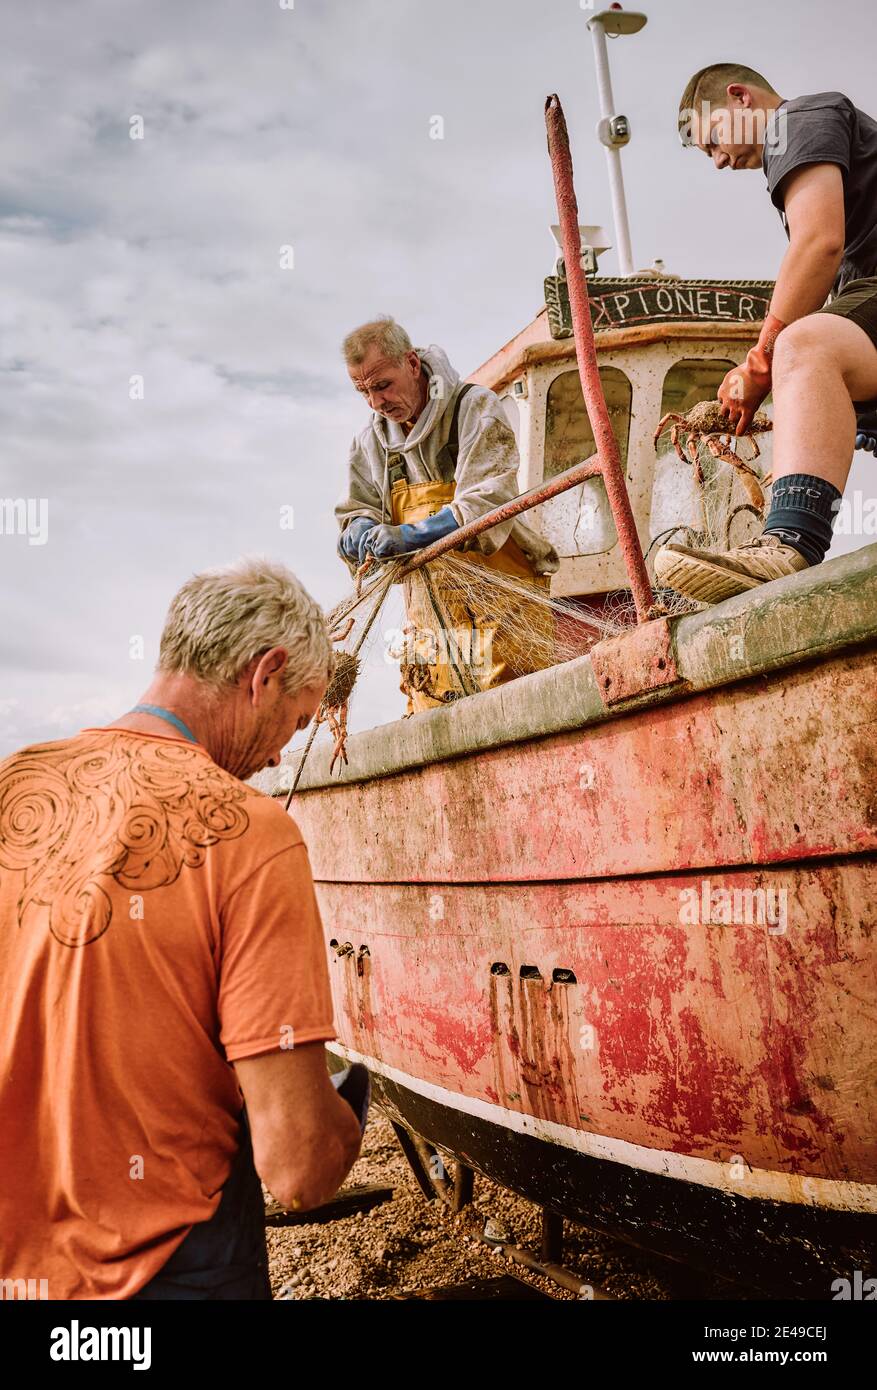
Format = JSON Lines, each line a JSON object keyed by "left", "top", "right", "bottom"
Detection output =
{"left": 653, "top": 400, "right": 773, "bottom": 511}
{"left": 316, "top": 606, "right": 360, "bottom": 774}
{"left": 316, "top": 555, "right": 398, "bottom": 771}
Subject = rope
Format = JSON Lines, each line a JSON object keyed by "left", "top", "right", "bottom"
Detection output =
{"left": 419, "top": 566, "right": 479, "bottom": 698}
{"left": 284, "top": 565, "right": 400, "bottom": 809}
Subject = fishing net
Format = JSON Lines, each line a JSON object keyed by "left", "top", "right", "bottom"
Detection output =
{"left": 399, "top": 552, "right": 630, "bottom": 688}
{"left": 651, "top": 432, "right": 769, "bottom": 547}
{"left": 319, "top": 551, "right": 634, "bottom": 709}
{"left": 291, "top": 425, "right": 771, "bottom": 779}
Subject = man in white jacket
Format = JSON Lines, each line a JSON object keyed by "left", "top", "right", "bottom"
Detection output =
{"left": 336, "top": 316, "right": 558, "bottom": 712}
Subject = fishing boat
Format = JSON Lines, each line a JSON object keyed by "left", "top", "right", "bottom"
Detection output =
{"left": 266, "top": 9, "right": 877, "bottom": 1297}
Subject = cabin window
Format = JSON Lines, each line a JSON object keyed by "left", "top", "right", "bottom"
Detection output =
{"left": 658, "top": 358, "right": 736, "bottom": 419}
{"left": 651, "top": 358, "right": 769, "bottom": 550}
{"left": 540, "top": 366, "right": 631, "bottom": 557}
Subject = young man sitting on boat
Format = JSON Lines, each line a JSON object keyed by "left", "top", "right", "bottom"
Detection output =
{"left": 655, "top": 64, "right": 877, "bottom": 604}
{"left": 0, "top": 558, "right": 367, "bottom": 1299}
{"left": 336, "top": 316, "right": 559, "bottom": 712}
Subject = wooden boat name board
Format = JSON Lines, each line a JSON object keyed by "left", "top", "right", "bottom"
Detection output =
{"left": 545, "top": 276, "right": 775, "bottom": 339}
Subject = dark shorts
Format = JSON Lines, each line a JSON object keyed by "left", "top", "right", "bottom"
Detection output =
{"left": 132, "top": 1110, "right": 271, "bottom": 1302}
{"left": 816, "top": 276, "right": 877, "bottom": 410}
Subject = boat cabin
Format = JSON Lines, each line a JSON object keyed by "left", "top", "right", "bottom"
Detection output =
{"left": 470, "top": 273, "right": 776, "bottom": 599}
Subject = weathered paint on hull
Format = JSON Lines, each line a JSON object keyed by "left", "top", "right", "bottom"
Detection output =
{"left": 297, "top": 647, "right": 876, "bottom": 1180}
{"left": 319, "top": 860, "right": 875, "bottom": 1184}
{"left": 299, "top": 647, "right": 876, "bottom": 882}
{"left": 342, "top": 1060, "right": 875, "bottom": 1299}
{"left": 279, "top": 546, "right": 877, "bottom": 1287}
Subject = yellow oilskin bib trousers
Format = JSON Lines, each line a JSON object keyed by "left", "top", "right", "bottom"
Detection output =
{"left": 388, "top": 391, "right": 553, "bottom": 713}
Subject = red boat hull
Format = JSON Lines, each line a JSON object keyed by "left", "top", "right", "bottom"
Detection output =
{"left": 285, "top": 545, "right": 877, "bottom": 1296}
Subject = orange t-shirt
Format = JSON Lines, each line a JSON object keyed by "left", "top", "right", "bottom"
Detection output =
{"left": 0, "top": 727, "right": 336, "bottom": 1299}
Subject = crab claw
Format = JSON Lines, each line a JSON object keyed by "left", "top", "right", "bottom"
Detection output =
{"left": 330, "top": 617, "right": 355, "bottom": 643}
{"left": 653, "top": 413, "right": 683, "bottom": 450}
{"left": 355, "top": 556, "right": 376, "bottom": 597}
{"left": 704, "top": 437, "right": 767, "bottom": 511}
{"left": 327, "top": 703, "right": 349, "bottom": 775}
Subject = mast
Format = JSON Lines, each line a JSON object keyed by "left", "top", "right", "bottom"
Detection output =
{"left": 586, "top": 5, "right": 647, "bottom": 277}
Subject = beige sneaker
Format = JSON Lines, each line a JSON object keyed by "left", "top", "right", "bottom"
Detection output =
{"left": 654, "top": 534, "right": 810, "bottom": 605}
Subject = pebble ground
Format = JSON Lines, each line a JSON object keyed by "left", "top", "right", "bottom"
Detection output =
{"left": 268, "top": 1111, "right": 751, "bottom": 1301}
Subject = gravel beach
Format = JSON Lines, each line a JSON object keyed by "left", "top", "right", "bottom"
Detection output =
{"left": 268, "top": 1110, "right": 751, "bottom": 1301}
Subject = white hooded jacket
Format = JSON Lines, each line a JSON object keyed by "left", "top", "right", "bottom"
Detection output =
{"left": 335, "top": 346, "right": 559, "bottom": 574}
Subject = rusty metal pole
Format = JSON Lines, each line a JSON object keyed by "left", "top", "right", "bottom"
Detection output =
{"left": 396, "top": 453, "right": 605, "bottom": 577}
{"left": 545, "top": 93, "right": 655, "bottom": 623}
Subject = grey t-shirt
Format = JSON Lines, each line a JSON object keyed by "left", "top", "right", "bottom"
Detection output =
{"left": 762, "top": 91, "right": 877, "bottom": 296}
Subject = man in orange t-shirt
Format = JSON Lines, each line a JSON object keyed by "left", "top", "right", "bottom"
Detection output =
{"left": 0, "top": 557, "right": 364, "bottom": 1299}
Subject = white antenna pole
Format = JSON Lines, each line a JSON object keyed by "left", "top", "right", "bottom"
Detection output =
{"left": 586, "top": 8, "right": 647, "bottom": 278}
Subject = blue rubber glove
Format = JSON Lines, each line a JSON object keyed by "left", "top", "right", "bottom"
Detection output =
{"left": 364, "top": 506, "right": 459, "bottom": 560}
{"left": 339, "top": 517, "right": 378, "bottom": 565}
{"left": 855, "top": 408, "right": 877, "bottom": 456}
{"left": 330, "top": 1063, "right": 370, "bottom": 1135}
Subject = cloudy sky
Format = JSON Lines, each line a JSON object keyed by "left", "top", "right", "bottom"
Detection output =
{"left": 1, "top": 0, "right": 874, "bottom": 761}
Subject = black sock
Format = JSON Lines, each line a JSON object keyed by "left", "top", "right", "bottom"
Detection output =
{"left": 762, "top": 473, "right": 843, "bottom": 567}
